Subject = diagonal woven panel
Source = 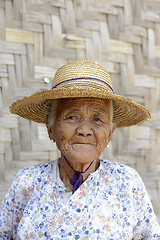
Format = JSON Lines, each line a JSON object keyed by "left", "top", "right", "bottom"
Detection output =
{"left": 0, "top": 0, "right": 160, "bottom": 223}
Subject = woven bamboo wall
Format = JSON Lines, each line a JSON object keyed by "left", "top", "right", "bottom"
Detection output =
{"left": 0, "top": 0, "right": 160, "bottom": 223}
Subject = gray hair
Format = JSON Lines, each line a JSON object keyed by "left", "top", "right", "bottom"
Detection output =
{"left": 47, "top": 99, "right": 114, "bottom": 128}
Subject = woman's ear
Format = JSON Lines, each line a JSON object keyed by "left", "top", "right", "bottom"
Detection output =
{"left": 46, "top": 116, "right": 55, "bottom": 141}
{"left": 107, "top": 124, "right": 115, "bottom": 146}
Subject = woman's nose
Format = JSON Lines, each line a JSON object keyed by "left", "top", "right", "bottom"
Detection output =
{"left": 76, "top": 120, "right": 93, "bottom": 136}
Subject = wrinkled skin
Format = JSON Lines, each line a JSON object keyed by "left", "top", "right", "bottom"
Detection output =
{"left": 46, "top": 98, "right": 115, "bottom": 188}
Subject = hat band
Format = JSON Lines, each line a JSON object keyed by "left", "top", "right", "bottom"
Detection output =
{"left": 51, "top": 77, "right": 115, "bottom": 94}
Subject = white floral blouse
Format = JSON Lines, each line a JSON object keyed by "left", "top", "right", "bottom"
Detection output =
{"left": 0, "top": 159, "right": 160, "bottom": 240}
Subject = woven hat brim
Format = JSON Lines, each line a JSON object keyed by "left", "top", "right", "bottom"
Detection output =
{"left": 9, "top": 88, "right": 151, "bottom": 128}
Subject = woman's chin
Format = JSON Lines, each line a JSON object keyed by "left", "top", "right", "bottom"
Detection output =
{"left": 61, "top": 144, "right": 102, "bottom": 163}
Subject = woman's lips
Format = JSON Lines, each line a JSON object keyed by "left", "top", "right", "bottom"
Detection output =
{"left": 72, "top": 143, "right": 95, "bottom": 150}
{"left": 72, "top": 142, "right": 93, "bottom": 145}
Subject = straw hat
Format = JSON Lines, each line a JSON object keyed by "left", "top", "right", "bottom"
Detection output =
{"left": 10, "top": 58, "right": 150, "bottom": 128}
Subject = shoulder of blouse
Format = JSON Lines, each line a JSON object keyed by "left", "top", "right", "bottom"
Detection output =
{"left": 100, "top": 159, "right": 140, "bottom": 177}
{"left": 11, "top": 161, "right": 54, "bottom": 199}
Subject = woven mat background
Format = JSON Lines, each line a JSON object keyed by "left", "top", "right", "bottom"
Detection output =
{"left": 0, "top": 0, "right": 160, "bottom": 223}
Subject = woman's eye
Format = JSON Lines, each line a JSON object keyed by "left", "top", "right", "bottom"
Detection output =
{"left": 65, "top": 113, "right": 79, "bottom": 121}
{"left": 94, "top": 117, "right": 102, "bottom": 122}
{"left": 68, "top": 115, "right": 75, "bottom": 120}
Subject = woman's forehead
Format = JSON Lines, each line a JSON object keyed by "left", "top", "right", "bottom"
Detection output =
{"left": 56, "top": 98, "right": 110, "bottom": 114}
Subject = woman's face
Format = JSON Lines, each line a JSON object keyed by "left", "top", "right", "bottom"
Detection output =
{"left": 47, "top": 98, "right": 114, "bottom": 164}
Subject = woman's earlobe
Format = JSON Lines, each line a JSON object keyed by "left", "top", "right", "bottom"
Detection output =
{"left": 46, "top": 119, "right": 55, "bottom": 141}
{"left": 48, "top": 127, "right": 55, "bottom": 141}
{"left": 107, "top": 124, "right": 115, "bottom": 146}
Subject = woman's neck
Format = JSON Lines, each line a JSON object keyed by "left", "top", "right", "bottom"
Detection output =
{"left": 59, "top": 156, "right": 100, "bottom": 192}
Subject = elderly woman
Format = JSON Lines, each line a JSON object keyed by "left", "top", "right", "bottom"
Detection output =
{"left": 0, "top": 59, "right": 160, "bottom": 239}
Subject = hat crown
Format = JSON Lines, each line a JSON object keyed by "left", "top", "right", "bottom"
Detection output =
{"left": 51, "top": 58, "right": 114, "bottom": 93}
